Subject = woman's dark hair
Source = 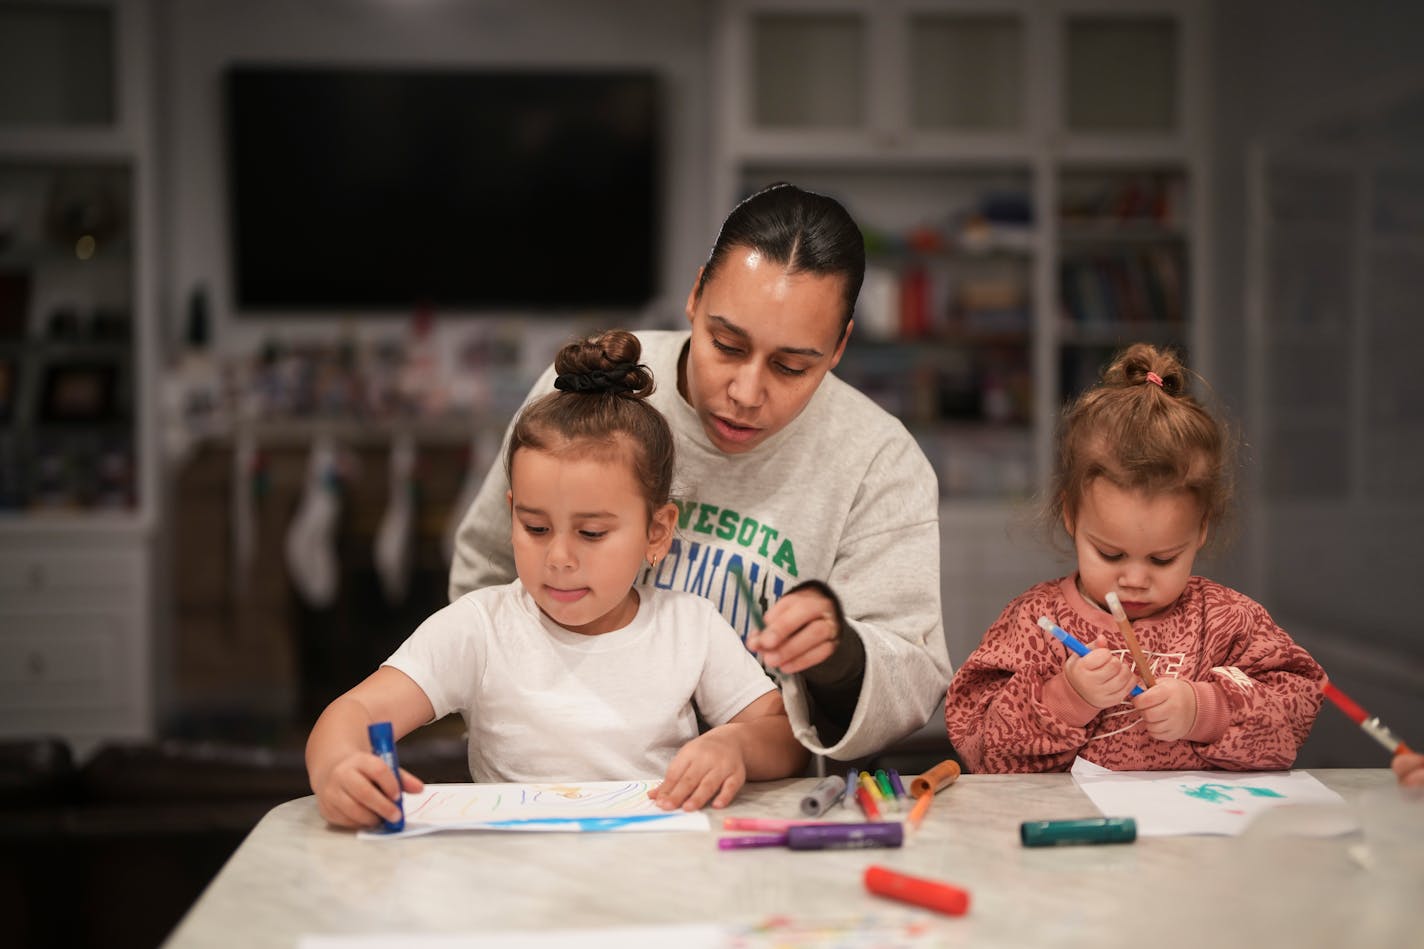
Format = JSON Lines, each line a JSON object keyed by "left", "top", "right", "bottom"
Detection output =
{"left": 506, "top": 329, "right": 674, "bottom": 518}
{"left": 1048, "top": 342, "right": 1236, "bottom": 547}
{"left": 695, "top": 182, "right": 865, "bottom": 337}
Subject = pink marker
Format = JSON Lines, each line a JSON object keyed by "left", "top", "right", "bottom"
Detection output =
{"left": 721, "top": 817, "right": 827, "bottom": 832}
{"left": 717, "top": 833, "right": 787, "bottom": 850}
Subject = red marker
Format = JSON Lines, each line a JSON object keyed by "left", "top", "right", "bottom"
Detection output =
{"left": 854, "top": 785, "right": 881, "bottom": 821}
{"left": 864, "top": 865, "right": 970, "bottom": 916}
{"left": 1322, "top": 679, "right": 1413, "bottom": 756}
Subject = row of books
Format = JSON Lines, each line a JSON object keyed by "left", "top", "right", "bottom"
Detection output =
{"left": 1059, "top": 249, "right": 1184, "bottom": 325}
{"left": 1059, "top": 174, "right": 1187, "bottom": 226}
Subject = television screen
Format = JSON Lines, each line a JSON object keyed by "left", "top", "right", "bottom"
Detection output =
{"left": 226, "top": 66, "right": 660, "bottom": 310}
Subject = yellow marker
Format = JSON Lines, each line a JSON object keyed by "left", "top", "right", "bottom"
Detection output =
{"left": 859, "top": 771, "right": 884, "bottom": 803}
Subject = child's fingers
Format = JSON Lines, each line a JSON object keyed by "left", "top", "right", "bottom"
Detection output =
{"left": 325, "top": 785, "right": 383, "bottom": 828}
{"left": 710, "top": 772, "right": 744, "bottom": 809}
{"left": 350, "top": 771, "right": 405, "bottom": 824}
{"left": 398, "top": 767, "right": 425, "bottom": 793}
{"left": 677, "top": 769, "right": 730, "bottom": 812}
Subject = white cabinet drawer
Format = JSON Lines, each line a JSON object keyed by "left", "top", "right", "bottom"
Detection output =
{"left": 0, "top": 550, "right": 143, "bottom": 602}
{"left": 0, "top": 611, "right": 123, "bottom": 709}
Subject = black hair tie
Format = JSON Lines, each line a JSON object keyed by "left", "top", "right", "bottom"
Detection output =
{"left": 553, "top": 362, "right": 642, "bottom": 394}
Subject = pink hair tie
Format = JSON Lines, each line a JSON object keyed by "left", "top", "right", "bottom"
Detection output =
{"left": 1146, "top": 371, "right": 1165, "bottom": 389}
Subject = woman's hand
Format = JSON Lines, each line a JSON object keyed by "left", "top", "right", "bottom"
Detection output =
{"left": 749, "top": 587, "right": 841, "bottom": 675}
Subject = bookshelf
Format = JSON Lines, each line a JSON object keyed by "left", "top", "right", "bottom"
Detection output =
{"left": 0, "top": 0, "right": 160, "bottom": 749}
{"left": 713, "top": 0, "right": 1209, "bottom": 656}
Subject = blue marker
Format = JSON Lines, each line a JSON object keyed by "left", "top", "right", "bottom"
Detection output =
{"left": 1037, "top": 616, "right": 1144, "bottom": 697}
{"left": 368, "top": 721, "right": 405, "bottom": 832}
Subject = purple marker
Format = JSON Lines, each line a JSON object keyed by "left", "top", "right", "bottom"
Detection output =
{"left": 717, "top": 833, "right": 787, "bottom": 850}
{"left": 787, "top": 822, "right": 903, "bottom": 851}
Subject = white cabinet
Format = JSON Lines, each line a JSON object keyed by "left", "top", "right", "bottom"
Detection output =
{"left": 0, "top": 0, "right": 159, "bottom": 747}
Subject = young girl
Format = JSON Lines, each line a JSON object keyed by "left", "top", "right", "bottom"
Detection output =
{"left": 945, "top": 343, "right": 1324, "bottom": 773}
{"left": 306, "top": 330, "right": 808, "bottom": 829}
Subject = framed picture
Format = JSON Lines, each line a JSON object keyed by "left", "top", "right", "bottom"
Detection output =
{"left": 0, "top": 355, "right": 14, "bottom": 422}
{"left": 38, "top": 359, "right": 119, "bottom": 424}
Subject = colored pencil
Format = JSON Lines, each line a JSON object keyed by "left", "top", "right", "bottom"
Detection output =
{"left": 1105, "top": 592, "right": 1156, "bottom": 687}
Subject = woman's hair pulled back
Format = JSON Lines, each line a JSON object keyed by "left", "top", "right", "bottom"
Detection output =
{"left": 696, "top": 182, "right": 865, "bottom": 336}
{"left": 1050, "top": 343, "right": 1235, "bottom": 542}
{"left": 506, "top": 329, "right": 674, "bottom": 517}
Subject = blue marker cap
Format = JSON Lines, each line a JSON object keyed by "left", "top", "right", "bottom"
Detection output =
{"left": 367, "top": 721, "right": 405, "bottom": 833}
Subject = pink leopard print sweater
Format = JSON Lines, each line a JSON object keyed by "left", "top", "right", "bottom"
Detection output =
{"left": 946, "top": 575, "right": 1324, "bottom": 773}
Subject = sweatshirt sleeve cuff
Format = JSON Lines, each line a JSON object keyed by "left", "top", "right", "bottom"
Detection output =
{"left": 1042, "top": 672, "right": 1101, "bottom": 727}
{"left": 1186, "top": 680, "right": 1230, "bottom": 743}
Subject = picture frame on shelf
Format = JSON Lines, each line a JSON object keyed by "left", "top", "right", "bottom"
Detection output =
{"left": 38, "top": 359, "right": 120, "bottom": 424}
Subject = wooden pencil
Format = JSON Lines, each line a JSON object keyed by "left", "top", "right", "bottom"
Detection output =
{"left": 1105, "top": 592, "right": 1156, "bottom": 688}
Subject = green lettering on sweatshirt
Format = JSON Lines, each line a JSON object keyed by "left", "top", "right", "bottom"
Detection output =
{"left": 671, "top": 500, "right": 797, "bottom": 578}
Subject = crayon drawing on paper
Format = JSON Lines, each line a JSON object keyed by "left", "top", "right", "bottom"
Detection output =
{"left": 359, "top": 780, "right": 709, "bottom": 839}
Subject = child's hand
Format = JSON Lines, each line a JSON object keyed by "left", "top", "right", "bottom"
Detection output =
{"left": 648, "top": 731, "right": 747, "bottom": 812}
{"left": 1132, "top": 678, "right": 1198, "bottom": 742}
{"left": 1064, "top": 634, "right": 1138, "bottom": 708}
{"left": 314, "top": 751, "right": 424, "bottom": 829}
{"left": 1392, "top": 751, "right": 1424, "bottom": 789}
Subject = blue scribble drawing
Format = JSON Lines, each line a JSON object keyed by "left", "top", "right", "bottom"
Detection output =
{"left": 1180, "top": 783, "right": 1286, "bottom": 803}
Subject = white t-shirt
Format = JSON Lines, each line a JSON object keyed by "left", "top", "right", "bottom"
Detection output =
{"left": 382, "top": 580, "right": 776, "bottom": 783}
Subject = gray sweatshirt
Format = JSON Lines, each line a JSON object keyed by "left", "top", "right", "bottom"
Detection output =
{"left": 449, "top": 330, "right": 951, "bottom": 760}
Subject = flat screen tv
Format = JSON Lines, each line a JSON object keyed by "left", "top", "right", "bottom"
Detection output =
{"left": 225, "top": 66, "right": 660, "bottom": 311}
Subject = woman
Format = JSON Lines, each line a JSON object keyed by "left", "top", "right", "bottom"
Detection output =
{"left": 450, "top": 183, "right": 950, "bottom": 762}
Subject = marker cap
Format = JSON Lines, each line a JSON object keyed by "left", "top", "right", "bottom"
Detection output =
{"left": 799, "top": 774, "right": 848, "bottom": 817}
{"left": 1020, "top": 817, "right": 1136, "bottom": 847}
{"left": 864, "top": 864, "right": 970, "bottom": 916}
{"left": 908, "top": 759, "right": 962, "bottom": 798}
{"left": 786, "top": 821, "right": 903, "bottom": 851}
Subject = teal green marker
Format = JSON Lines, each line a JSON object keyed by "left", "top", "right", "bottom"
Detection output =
{"left": 729, "top": 566, "right": 784, "bottom": 684}
{"left": 1020, "top": 817, "right": 1137, "bottom": 847}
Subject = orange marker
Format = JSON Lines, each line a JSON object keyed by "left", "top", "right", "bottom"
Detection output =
{"left": 906, "top": 789, "right": 935, "bottom": 831}
{"left": 909, "top": 759, "right": 962, "bottom": 798}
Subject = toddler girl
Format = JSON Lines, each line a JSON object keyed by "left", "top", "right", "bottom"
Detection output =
{"left": 306, "top": 330, "right": 808, "bottom": 827}
{"left": 946, "top": 343, "right": 1323, "bottom": 773}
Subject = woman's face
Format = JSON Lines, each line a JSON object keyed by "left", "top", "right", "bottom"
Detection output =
{"left": 681, "top": 246, "right": 851, "bottom": 454}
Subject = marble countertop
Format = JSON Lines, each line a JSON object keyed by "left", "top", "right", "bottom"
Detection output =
{"left": 164, "top": 770, "right": 1421, "bottom": 948}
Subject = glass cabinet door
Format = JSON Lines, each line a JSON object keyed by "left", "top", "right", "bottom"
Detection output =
{"left": 908, "top": 12, "right": 1025, "bottom": 133}
{"left": 0, "top": 3, "right": 116, "bottom": 127}
{"left": 1064, "top": 16, "right": 1178, "bottom": 133}
{"left": 749, "top": 11, "right": 868, "bottom": 130}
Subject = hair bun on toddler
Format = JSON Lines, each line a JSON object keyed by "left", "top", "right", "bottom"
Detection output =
{"left": 551, "top": 329, "right": 655, "bottom": 399}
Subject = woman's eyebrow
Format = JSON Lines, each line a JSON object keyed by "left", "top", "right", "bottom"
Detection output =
{"left": 708, "top": 314, "right": 825, "bottom": 358}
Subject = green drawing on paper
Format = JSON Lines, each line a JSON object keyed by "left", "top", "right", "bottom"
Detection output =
{"left": 1180, "top": 783, "right": 1287, "bottom": 804}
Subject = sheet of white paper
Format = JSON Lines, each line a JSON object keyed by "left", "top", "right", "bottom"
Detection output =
{"left": 299, "top": 915, "right": 945, "bottom": 948}
{"left": 300, "top": 926, "right": 724, "bottom": 949}
{"left": 358, "top": 781, "right": 709, "bottom": 840}
{"left": 1069, "top": 756, "right": 1350, "bottom": 836}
